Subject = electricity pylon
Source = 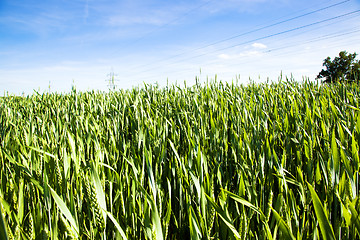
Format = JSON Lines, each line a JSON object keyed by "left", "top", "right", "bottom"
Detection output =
{"left": 106, "top": 69, "right": 119, "bottom": 91}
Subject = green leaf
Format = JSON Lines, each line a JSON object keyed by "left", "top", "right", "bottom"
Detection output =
{"left": 106, "top": 210, "right": 127, "bottom": 240}
{"left": 169, "top": 140, "right": 184, "bottom": 173}
{"left": 337, "top": 195, "right": 351, "bottom": 227}
{"left": 223, "top": 189, "right": 273, "bottom": 240}
{"left": 27, "top": 146, "right": 56, "bottom": 159}
{"left": 163, "top": 192, "right": 172, "bottom": 239}
{"left": 48, "top": 185, "right": 79, "bottom": 238}
{"left": 137, "top": 183, "right": 163, "bottom": 240}
{"left": 346, "top": 104, "right": 360, "bottom": 112}
{"left": 151, "top": 200, "right": 164, "bottom": 240}
{"left": 189, "top": 170, "right": 201, "bottom": 200}
{"left": 0, "top": 203, "right": 8, "bottom": 240}
{"left": 223, "top": 190, "right": 263, "bottom": 217}
{"left": 271, "top": 208, "right": 295, "bottom": 240}
{"left": 145, "top": 148, "right": 157, "bottom": 203}
{"left": 348, "top": 201, "right": 360, "bottom": 234}
{"left": 90, "top": 162, "right": 107, "bottom": 225}
{"left": 189, "top": 206, "right": 202, "bottom": 240}
{"left": 357, "top": 112, "right": 360, "bottom": 133}
{"left": 331, "top": 130, "right": 340, "bottom": 183}
{"left": 351, "top": 133, "right": 359, "bottom": 171}
{"left": 17, "top": 179, "right": 24, "bottom": 224}
{"left": 307, "top": 183, "right": 335, "bottom": 240}
{"left": 205, "top": 193, "right": 241, "bottom": 239}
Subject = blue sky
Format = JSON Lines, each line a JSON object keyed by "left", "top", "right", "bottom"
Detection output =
{"left": 1, "top": 0, "right": 360, "bottom": 95}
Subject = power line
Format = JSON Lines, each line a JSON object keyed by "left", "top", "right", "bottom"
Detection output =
{"left": 182, "top": 10, "right": 360, "bottom": 60}
{"left": 249, "top": 36, "right": 360, "bottom": 76}
{"left": 122, "top": 0, "right": 352, "bottom": 74}
{"left": 267, "top": 29, "right": 360, "bottom": 54}
{"left": 218, "top": 30, "right": 360, "bottom": 74}
{"left": 257, "top": 13, "right": 360, "bottom": 51}
{"left": 132, "top": 9, "right": 360, "bottom": 77}
{"left": 156, "top": 14, "right": 360, "bottom": 72}
{"left": 171, "top": 0, "right": 352, "bottom": 58}
{"left": 224, "top": 28, "right": 360, "bottom": 68}
{"left": 128, "top": 27, "right": 360, "bottom": 83}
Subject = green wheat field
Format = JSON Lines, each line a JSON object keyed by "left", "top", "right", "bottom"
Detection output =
{"left": 1, "top": 79, "right": 360, "bottom": 239}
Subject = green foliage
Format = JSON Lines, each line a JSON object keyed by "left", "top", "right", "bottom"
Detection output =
{"left": 0, "top": 79, "right": 360, "bottom": 239}
{"left": 307, "top": 183, "right": 335, "bottom": 240}
{"left": 0, "top": 203, "right": 8, "bottom": 240}
{"left": 317, "top": 51, "right": 360, "bottom": 83}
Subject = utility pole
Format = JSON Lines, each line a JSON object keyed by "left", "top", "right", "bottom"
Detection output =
{"left": 106, "top": 68, "right": 119, "bottom": 91}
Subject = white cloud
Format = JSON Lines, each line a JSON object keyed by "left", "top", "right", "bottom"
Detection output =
{"left": 108, "top": 15, "right": 167, "bottom": 26}
{"left": 203, "top": 0, "right": 287, "bottom": 15}
{"left": 252, "top": 43, "right": 267, "bottom": 49}
{"left": 218, "top": 50, "right": 263, "bottom": 60}
{"left": 103, "top": 1, "right": 192, "bottom": 27}
{"left": 246, "top": 50, "right": 262, "bottom": 56}
{"left": 84, "top": 0, "right": 89, "bottom": 23}
{"left": 218, "top": 54, "right": 231, "bottom": 59}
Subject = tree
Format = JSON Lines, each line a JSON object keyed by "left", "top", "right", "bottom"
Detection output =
{"left": 317, "top": 51, "right": 360, "bottom": 83}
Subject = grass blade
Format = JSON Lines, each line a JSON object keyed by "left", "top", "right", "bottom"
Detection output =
{"left": 205, "top": 193, "right": 241, "bottom": 239}
{"left": 348, "top": 201, "right": 360, "bottom": 234}
{"left": 106, "top": 210, "right": 127, "bottom": 240}
{"left": 271, "top": 208, "right": 295, "bottom": 240}
{"left": 48, "top": 185, "right": 79, "bottom": 238}
{"left": 90, "top": 162, "right": 107, "bottom": 226}
{"left": 0, "top": 203, "right": 8, "bottom": 240}
{"left": 307, "top": 182, "right": 335, "bottom": 240}
{"left": 223, "top": 189, "right": 273, "bottom": 240}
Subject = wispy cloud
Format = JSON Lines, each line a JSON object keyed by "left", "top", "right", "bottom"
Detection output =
{"left": 84, "top": 0, "right": 89, "bottom": 23}
{"left": 1, "top": 0, "right": 359, "bottom": 95}
{"left": 252, "top": 43, "right": 267, "bottom": 49}
{"left": 0, "top": 1, "right": 86, "bottom": 37}
{"left": 103, "top": 2, "right": 194, "bottom": 27}
{"left": 218, "top": 50, "right": 263, "bottom": 60}
{"left": 107, "top": 14, "right": 169, "bottom": 27}
{"left": 203, "top": 0, "right": 287, "bottom": 14}
{"left": 218, "top": 43, "right": 267, "bottom": 60}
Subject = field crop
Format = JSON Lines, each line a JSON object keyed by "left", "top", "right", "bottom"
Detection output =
{"left": 0, "top": 79, "right": 360, "bottom": 239}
